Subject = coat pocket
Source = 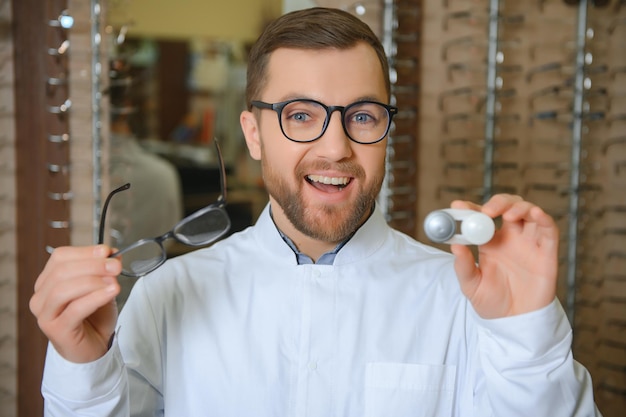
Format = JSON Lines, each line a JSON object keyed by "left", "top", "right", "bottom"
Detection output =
{"left": 364, "top": 362, "right": 456, "bottom": 417}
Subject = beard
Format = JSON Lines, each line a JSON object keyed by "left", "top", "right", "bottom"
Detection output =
{"left": 261, "top": 153, "right": 384, "bottom": 244}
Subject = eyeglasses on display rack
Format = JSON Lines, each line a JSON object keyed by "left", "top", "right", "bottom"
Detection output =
{"left": 440, "top": 137, "right": 519, "bottom": 158}
{"left": 98, "top": 140, "right": 231, "bottom": 277}
{"left": 446, "top": 62, "right": 523, "bottom": 82}
{"left": 251, "top": 98, "right": 398, "bottom": 144}
{"left": 438, "top": 86, "right": 516, "bottom": 112}
{"left": 440, "top": 35, "right": 521, "bottom": 61}
{"left": 442, "top": 8, "right": 524, "bottom": 31}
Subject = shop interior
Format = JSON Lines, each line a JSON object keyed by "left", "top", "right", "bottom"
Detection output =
{"left": 0, "top": 0, "right": 625, "bottom": 415}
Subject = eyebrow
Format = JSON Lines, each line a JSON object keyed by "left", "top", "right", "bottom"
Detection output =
{"left": 276, "top": 94, "right": 388, "bottom": 104}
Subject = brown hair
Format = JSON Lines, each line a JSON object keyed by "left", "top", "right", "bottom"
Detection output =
{"left": 245, "top": 7, "right": 390, "bottom": 108}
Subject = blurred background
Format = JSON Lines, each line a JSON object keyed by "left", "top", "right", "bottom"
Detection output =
{"left": 0, "top": 0, "right": 624, "bottom": 415}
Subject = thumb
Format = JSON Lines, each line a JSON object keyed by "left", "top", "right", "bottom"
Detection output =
{"left": 451, "top": 244, "right": 481, "bottom": 298}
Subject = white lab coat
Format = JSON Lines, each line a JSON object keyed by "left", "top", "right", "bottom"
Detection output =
{"left": 42, "top": 205, "right": 601, "bottom": 416}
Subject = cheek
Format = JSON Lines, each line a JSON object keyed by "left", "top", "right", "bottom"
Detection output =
{"left": 260, "top": 139, "right": 304, "bottom": 178}
{"left": 359, "top": 147, "right": 387, "bottom": 177}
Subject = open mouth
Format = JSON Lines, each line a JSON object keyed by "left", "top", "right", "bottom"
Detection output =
{"left": 306, "top": 174, "right": 351, "bottom": 192}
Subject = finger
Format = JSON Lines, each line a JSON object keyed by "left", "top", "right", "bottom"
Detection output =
{"left": 492, "top": 201, "right": 559, "bottom": 256}
{"left": 502, "top": 202, "right": 555, "bottom": 228}
{"left": 31, "top": 257, "right": 121, "bottom": 320}
{"left": 498, "top": 201, "right": 558, "bottom": 237}
{"left": 33, "top": 274, "right": 119, "bottom": 322}
{"left": 520, "top": 206, "right": 560, "bottom": 251}
{"left": 35, "top": 254, "right": 122, "bottom": 293}
{"left": 496, "top": 200, "right": 536, "bottom": 235}
{"left": 41, "top": 289, "right": 120, "bottom": 363}
{"left": 450, "top": 200, "right": 482, "bottom": 211}
{"left": 450, "top": 244, "right": 481, "bottom": 298}
{"left": 35, "top": 245, "right": 115, "bottom": 292}
{"left": 46, "top": 245, "right": 112, "bottom": 267}
{"left": 480, "top": 194, "right": 523, "bottom": 218}
{"left": 54, "top": 280, "right": 120, "bottom": 332}
{"left": 501, "top": 200, "right": 537, "bottom": 222}
{"left": 31, "top": 276, "right": 120, "bottom": 346}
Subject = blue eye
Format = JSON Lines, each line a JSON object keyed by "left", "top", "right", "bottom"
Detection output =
{"left": 354, "top": 113, "right": 373, "bottom": 123}
{"left": 349, "top": 111, "right": 377, "bottom": 126}
{"left": 292, "top": 112, "right": 310, "bottom": 122}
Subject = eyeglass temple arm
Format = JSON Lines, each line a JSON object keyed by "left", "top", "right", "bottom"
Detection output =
{"left": 213, "top": 139, "right": 227, "bottom": 203}
{"left": 98, "top": 182, "right": 131, "bottom": 244}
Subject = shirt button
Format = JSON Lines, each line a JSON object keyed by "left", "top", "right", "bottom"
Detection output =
{"left": 308, "top": 361, "right": 318, "bottom": 371}
{"left": 312, "top": 269, "right": 321, "bottom": 278}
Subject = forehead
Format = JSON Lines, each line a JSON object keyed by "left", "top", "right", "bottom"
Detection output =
{"left": 263, "top": 43, "right": 388, "bottom": 104}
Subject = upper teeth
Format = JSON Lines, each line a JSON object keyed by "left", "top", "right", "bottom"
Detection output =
{"left": 308, "top": 175, "right": 349, "bottom": 186}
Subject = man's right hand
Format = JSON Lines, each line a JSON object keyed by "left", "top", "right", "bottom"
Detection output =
{"left": 29, "top": 245, "right": 122, "bottom": 363}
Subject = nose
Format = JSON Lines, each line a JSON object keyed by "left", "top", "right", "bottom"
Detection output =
{"left": 314, "top": 110, "right": 353, "bottom": 161}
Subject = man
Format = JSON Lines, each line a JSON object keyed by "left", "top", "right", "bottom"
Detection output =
{"left": 30, "top": 7, "right": 600, "bottom": 416}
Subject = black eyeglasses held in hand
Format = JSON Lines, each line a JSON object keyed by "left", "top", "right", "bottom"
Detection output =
{"left": 98, "top": 140, "right": 231, "bottom": 277}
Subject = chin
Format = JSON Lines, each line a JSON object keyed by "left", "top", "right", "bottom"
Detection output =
{"left": 297, "top": 201, "right": 369, "bottom": 242}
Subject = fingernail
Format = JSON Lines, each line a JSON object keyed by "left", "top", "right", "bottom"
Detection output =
{"left": 104, "top": 259, "right": 119, "bottom": 273}
{"left": 94, "top": 245, "right": 107, "bottom": 257}
{"left": 102, "top": 276, "right": 117, "bottom": 292}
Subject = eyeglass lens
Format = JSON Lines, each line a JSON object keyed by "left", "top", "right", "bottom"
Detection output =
{"left": 280, "top": 100, "right": 392, "bottom": 143}
{"left": 114, "top": 205, "right": 231, "bottom": 276}
{"left": 173, "top": 206, "right": 231, "bottom": 246}
{"left": 118, "top": 241, "right": 165, "bottom": 277}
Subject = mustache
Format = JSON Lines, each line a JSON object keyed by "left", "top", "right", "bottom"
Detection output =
{"left": 296, "top": 160, "right": 365, "bottom": 179}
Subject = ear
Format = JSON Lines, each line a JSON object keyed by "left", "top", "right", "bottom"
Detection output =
{"left": 240, "top": 110, "right": 261, "bottom": 161}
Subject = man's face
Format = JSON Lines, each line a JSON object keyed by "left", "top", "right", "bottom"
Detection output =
{"left": 241, "top": 43, "right": 388, "bottom": 244}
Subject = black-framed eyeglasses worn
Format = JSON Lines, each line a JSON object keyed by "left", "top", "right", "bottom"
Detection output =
{"left": 250, "top": 98, "right": 398, "bottom": 145}
{"left": 97, "top": 140, "right": 231, "bottom": 277}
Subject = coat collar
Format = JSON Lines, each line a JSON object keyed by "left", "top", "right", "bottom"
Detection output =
{"left": 251, "top": 203, "right": 390, "bottom": 266}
